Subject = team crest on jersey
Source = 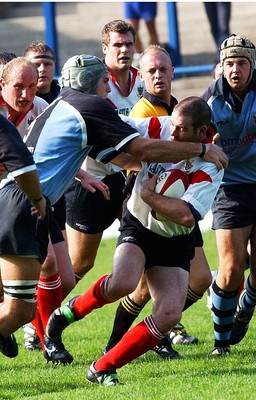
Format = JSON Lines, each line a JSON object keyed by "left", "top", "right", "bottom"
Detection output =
{"left": 184, "top": 159, "right": 194, "bottom": 173}
{"left": 137, "top": 84, "right": 144, "bottom": 98}
{"left": 28, "top": 116, "right": 35, "bottom": 126}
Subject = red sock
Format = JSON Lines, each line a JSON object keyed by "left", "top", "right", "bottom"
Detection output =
{"left": 73, "top": 275, "right": 112, "bottom": 319}
{"left": 95, "top": 316, "right": 163, "bottom": 370}
{"left": 36, "top": 272, "right": 62, "bottom": 333}
{"left": 32, "top": 310, "right": 44, "bottom": 346}
{"left": 238, "top": 274, "right": 245, "bottom": 296}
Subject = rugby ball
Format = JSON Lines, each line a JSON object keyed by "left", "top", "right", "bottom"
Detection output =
{"left": 151, "top": 169, "right": 189, "bottom": 221}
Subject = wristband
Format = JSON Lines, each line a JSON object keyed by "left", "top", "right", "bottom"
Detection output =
{"left": 199, "top": 143, "right": 206, "bottom": 158}
{"left": 32, "top": 196, "right": 43, "bottom": 202}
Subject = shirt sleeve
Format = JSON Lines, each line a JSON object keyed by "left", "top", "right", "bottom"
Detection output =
{"left": 0, "top": 115, "right": 36, "bottom": 173}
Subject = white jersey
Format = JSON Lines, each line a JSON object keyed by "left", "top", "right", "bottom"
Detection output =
{"left": 81, "top": 65, "right": 144, "bottom": 179}
{"left": 121, "top": 115, "right": 224, "bottom": 238}
{"left": 0, "top": 95, "right": 48, "bottom": 138}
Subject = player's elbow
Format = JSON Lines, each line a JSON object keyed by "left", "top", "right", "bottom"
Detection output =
{"left": 180, "top": 213, "right": 195, "bottom": 228}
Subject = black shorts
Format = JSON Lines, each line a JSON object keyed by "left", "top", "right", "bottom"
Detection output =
{"left": 117, "top": 210, "right": 195, "bottom": 271}
{"left": 65, "top": 172, "right": 126, "bottom": 234}
{"left": 212, "top": 184, "right": 256, "bottom": 230}
{"left": 49, "top": 210, "right": 64, "bottom": 244}
{"left": 52, "top": 195, "right": 66, "bottom": 231}
{"left": 194, "top": 221, "right": 203, "bottom": 247}
{"left": 0, "top": 182, "right": 50, "bottom": 264}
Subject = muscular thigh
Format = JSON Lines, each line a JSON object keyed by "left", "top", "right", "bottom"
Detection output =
{"left": 0, "top": 255, "right": 41, "bottom": 281}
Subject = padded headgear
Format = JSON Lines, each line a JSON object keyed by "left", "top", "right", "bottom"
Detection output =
{"left": 220, "top": 34, "right": 256, "bottom": 70}
{"left": 61, "top": 54, "right": 108, "bottom": 94}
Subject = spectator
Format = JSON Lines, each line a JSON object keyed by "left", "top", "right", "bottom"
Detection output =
{"left": 204, "top": 2, "right": 231, "bottom": 61}
{"left": 124, "top": 2, "right": 159, "bottom": 63}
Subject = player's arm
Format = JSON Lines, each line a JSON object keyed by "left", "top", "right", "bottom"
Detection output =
{"left": 110, "top": 153, "right": 142, "bottom": 172}
{"left": 15, "top": 170, "right": 46, "bottom": 220}
{"left": 126, "top": 135, "right": 228, "bottom": 171}
{"left": 140, "top": 174, "right": 195, "bottom": 227}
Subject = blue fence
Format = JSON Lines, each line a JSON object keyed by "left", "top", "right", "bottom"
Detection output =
{"left": 43, "top": 2, "right": 213, "bottom": 78}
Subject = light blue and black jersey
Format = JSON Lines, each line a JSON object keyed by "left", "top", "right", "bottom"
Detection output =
{"left": 201, "top": 71, "right": 256, "bottom": 186}
{"left": 1, "top": 87, "right": 140, "bottom": 205}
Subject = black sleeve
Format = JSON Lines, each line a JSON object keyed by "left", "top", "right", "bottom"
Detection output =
{"left": 0, "top": 115, "right": 35, "bottom": 172}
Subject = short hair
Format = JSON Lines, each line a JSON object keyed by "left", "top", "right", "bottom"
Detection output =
{"left": 23, "top": 41, "right": 56, "bottom": 61}
{"left": 174, "top": 96, "right": 211, "bottom": 129}
{"left": 2, "top": 57, "right": 38, "bottom": 83}
{"left": 0, "top": 52, "right": 17, "bottom": 66}
{"left": 102, "top": 19, "right": 136, "bottom": 45}
{"left": 139, "top": 45, "right": 172, "bottom": 68}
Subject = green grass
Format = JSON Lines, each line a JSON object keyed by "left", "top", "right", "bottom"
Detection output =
{"left": 1, "top": 230, "right": 255, "bottom": 400}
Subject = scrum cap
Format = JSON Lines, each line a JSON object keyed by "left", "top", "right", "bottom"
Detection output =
{"left": 61, "top": 54, "right": 108, "bottom": 94}
{"left": 220, "top": 34, "right": 256, "bottom": 69}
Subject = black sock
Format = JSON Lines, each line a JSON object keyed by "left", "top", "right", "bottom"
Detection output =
{"left": 104, "top": 295, "right": 144, "bottom": 351}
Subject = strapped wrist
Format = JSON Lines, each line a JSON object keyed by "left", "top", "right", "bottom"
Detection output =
{"left": 199, "top": 143, "right": 206, "bottom": 158}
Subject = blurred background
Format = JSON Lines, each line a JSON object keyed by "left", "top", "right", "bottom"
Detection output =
{"left": 0, "top": 1, "right": 255, "bottom": 100}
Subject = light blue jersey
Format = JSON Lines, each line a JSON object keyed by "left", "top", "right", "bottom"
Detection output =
{"left": 202, "top": 71, "right": 256, "bottom": 185}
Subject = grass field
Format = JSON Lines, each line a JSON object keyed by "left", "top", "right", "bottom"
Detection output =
{"left": 0, "top": 230, "right": 255, "bottom": 400}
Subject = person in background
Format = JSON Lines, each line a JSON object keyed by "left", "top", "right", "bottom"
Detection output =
{"left": 123, "top": 2, "right": 159, "bottom": 64}
{"left": 0, "top": 52, "right": 17, "bottom": 78}
{"left": 204, "top": 2, "right": 231, "bottom": 62}
{"left": 212, "top": 61, "right": 223, "bottom": 80}
{"left": 23, "top": 41, "right": 60, "bottom": 103}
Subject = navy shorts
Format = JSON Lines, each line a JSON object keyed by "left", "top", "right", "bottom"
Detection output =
{"left": 117, "top": 210, "right": 195, "bottom": 271}
{"left": 124, "top": 2, "right": 157, "bottom": 21}
{"left": 0, "top": 182, "right": 50, "bottom": 264}
{"left": 65, "top": 172, "right": 126, "bottom": 234}
{"left": 212, "top": 184, "right": 256, "bottom": 230}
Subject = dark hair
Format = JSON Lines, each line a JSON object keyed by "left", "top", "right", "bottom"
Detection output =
{"left": 174, "top": 96, "right": 211, "bottom": 129}
{"left": 23, "top": 41, "right": 56, "bottom": 61}
{"left": 102, "top": 19, "right": 136, "bottom": 45}
{"left": 0, "top": 52, "right": 17, "bottom": 66}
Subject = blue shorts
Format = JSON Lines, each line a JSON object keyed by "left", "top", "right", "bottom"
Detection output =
{"left": 212, "top": 184, "right": 256, "bottom": 229}
{"left": 124, "top": 2, "right": 157, "bottom": 21}
{"left": 118, "top": 210, "right": 195, "bottom": 271}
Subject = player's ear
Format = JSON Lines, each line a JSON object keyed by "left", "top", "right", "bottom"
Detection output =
{"left": 199, "top": 125, "right": 208, "bottom": 138}
{"left": 138, "top": 70, "right": 144, "bottom": 81}
{"left": 102, "top": 43, "right": 107, "bottom": 55}
{"left": 0, "top": 78, "right": 5, "bottom": 90}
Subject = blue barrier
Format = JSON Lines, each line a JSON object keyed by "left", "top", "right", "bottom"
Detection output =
{"left": 44, "top": 2, "right": 213, "bottom": 78}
